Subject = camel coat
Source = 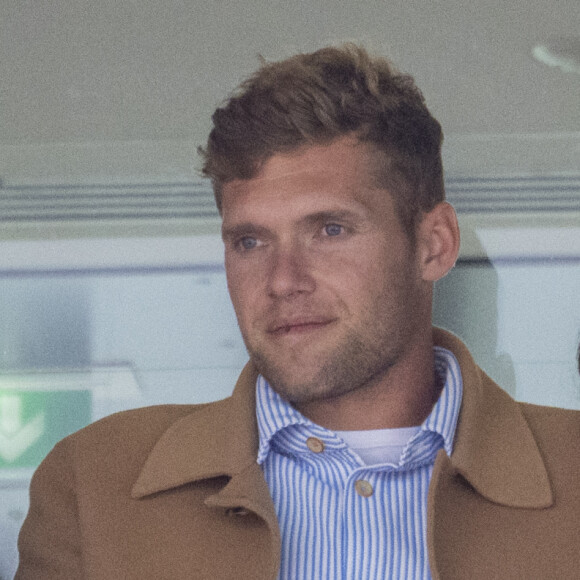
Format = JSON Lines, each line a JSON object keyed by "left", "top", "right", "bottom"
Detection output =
{"left": 16, "top": 329, "right": 580, "bottom": 579}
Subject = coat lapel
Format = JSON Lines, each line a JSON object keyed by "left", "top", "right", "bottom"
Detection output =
{"left": 433, "top": 328, "right": 552, "bottom": 509}
{"left": 428, "top": 329, "right": 553, "bottom": 580}
{"left": 131, "top": 363, "right": 278, "bottom": 528}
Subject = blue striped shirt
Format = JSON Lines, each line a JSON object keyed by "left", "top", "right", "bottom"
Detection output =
{"left": 256, "top": 347, "right": 463, "bottom": 580}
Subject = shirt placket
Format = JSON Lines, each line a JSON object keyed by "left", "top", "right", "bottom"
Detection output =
{"left": 342, "top": 466, "right": 391, "bottom": 579}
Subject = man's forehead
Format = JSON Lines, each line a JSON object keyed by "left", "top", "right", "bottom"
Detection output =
{"left": 221, "top": 139, "right": 386, "bottom": 199}
{"left": 256, "top": 136, "right": 378, "bottom": 173}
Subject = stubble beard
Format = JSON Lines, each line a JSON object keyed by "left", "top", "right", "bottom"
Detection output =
{"left": 250, "top": 332, "right": 401, "bottom": 406}
{"left": 246, "top": 294, "right": 419, "bottom": 407}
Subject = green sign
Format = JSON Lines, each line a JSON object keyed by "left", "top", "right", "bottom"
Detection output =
{"left": 0, "top": 389, "right": 92, "bottom": 469}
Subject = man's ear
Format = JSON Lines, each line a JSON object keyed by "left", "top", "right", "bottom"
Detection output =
{"left": 416, "top": 202, "right": 460, "bottom": 282}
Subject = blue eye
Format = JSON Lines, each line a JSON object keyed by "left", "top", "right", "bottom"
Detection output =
{"left": 239, "top": 237, "right": 258, "bottom": 250}
{"left": 324, "top": 223, "right": 343, "bottom": 236}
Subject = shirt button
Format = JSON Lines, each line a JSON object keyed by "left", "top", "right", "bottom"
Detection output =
{"left": 306, "top": 437, "right": 325, "bottom": 453}
{"left": 355, "top": 480, "right": 374, "bottom": 497}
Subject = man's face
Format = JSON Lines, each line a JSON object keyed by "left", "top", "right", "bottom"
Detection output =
{"left": 221, "top": 137, "right": 430, "bottom": 406}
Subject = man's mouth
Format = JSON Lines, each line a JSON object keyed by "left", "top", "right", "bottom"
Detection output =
{"left": 268, "top": 318, "right": 335, "bottom": 336}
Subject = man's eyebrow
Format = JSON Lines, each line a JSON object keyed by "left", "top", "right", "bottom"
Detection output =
{"left": 221, "top": 222, "right": 270, "bottom": 242}
{"left": 301, "top": 209, "right": 364, "bottom": 226}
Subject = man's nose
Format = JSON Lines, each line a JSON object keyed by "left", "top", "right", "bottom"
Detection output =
{"left": 267, "top": 244, "right": 315, "bottom": 299}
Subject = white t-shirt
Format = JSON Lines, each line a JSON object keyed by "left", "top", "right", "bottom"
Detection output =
{"left": 334, "top": 426, "right": 421, "bottom": 465}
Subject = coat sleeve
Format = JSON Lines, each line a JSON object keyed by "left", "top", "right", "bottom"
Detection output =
{"left": 15, "top": 439, "right": 85, "bottom": 579}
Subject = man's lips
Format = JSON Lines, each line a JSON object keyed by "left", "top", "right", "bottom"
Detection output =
{"left": 267, "top": 318, "right": 335, "bottom": 336}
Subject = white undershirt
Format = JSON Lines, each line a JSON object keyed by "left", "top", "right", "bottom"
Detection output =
{"left": 334, "top": 426, "right": 421, "bottom": 465}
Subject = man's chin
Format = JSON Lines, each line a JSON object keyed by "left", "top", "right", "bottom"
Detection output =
{"left": 252, "top": 358, "right": 322, "bottom": 403}
{"left": 262, "top": 373, "right": 316, "bottom": 399}
{"left": 249, "top": 340, "right": 364, "bottom": 404}
{"left": 258, "top": 367, "right": 354, "bottom": 407}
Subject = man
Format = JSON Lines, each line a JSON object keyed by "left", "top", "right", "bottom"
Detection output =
{"left": 16, "top": 45, "right": 580, "bottom": 579}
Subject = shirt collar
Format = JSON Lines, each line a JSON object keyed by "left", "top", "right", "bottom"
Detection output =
{"left": 255, "top": 374, "right": 312, "bottom": 464}
{"left": 256, "top": 346, "right": 463, "bottom": 465}
{"left": 422, "top": 346, "right": 463, "bottom": 457}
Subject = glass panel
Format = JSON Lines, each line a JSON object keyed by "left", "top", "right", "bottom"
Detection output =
{"left": 434, "top": 258, "right": 580, "bottom": 408}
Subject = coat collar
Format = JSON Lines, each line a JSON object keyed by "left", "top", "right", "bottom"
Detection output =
{"left": 131, "top": 363, "right": 260, "bottom": 499}
{"left": 132, "top": 328, "right": 553, "bottom": 510}
{"left": 433, "top": 328, "right": 552, "bottom": 508}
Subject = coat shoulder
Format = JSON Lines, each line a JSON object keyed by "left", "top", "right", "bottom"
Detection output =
{"left": 518, "top": 401, "right": 580, "bottom": 452}
{"left": 52, "top": 399, "right": 231, "bottom": 476}
{"left": 518, "top": 401, "right": 580, "bottom": 430}
{"left": 76, "top": 402, "right": 210, "bottom": 440}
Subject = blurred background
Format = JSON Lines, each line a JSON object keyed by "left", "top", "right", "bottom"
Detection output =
{"left": 1, "top": 1, "right": 579, "bottom": 576}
